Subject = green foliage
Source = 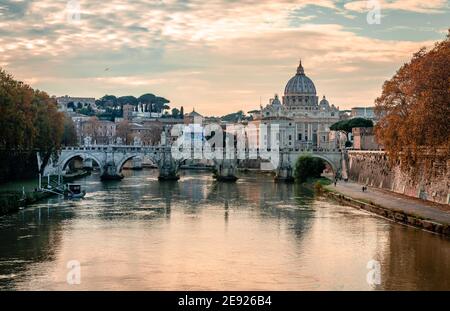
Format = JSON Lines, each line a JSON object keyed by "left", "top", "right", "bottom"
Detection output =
{"left": 330, "top": 118, "right": 373, "bottom": 133}
{"left": 78, "top": 105, "right": 95, "bottom": 116}
{"left": 94, "top": 94, "right": 170, "bottom": 116}
{"left": 171, "top": 108, "right": 180, "bottom": 118}
{"left": 294, "top": 155, "right": 326, "bottom": 183}
{"left": 221, "top": 110, "right": 246, "bottom": 122}
{"left": 95, "top": 95, "right": 117, "bottom": 108}
{"left": 117, "top": 96, "right": 138, "bottom": 106}
{"left": 138, "top": 93, "right": 170, "bottom": 113}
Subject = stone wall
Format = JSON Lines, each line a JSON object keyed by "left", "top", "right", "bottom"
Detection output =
{"left": 347, "top": 151, "right": 449, "bottom": 205}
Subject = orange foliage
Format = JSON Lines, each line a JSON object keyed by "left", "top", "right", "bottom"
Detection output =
{"left": 0, "top": 68, "right": 65, "bottom": 173}
{"left": 375, "top": 30, "right": 450, "bottom": 168}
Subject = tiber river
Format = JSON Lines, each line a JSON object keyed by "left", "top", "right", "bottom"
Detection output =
{"left": 0, "top": 170, "right": 449, "bottom": 290}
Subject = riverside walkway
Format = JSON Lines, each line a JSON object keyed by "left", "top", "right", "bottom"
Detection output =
{"left": 328, "top": 181, "right": 450, "bottom": 226}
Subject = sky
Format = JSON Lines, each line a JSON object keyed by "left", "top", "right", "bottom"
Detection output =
{"left": 0, "top": 0, "right": 449, "bottom": 116}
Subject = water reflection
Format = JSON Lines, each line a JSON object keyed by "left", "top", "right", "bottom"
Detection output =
{"left": 0, "top": 170, "right": 448, "bottom": 290}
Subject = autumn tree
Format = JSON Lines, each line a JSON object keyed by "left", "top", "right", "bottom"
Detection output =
{"left": 0, "top": 68, "right": 65, "bottom": 179}
{"left": 375, "top": 30, "right": 450, "bottom": 168}
{"left": 116, "top": 120, "right": 133, "bottom": 144}
{"left": 141, "top": 124, "right": 163, "bottom": 145}
{"left": 82, "top": 117, "right": 100, "bottom": 143}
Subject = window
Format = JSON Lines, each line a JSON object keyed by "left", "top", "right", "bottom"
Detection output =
{"left": 298, "top": 133, "right": 302, "bottom": 140}
{"left": 288, "top": 135, "right": 292, "bottom": 140}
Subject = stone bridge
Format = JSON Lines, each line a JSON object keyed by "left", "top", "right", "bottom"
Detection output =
{"left": 41, "top": 144, "right": 344, "bottom": 182}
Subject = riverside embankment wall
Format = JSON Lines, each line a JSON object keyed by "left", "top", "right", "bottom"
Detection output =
{"left": 347, "top": 151, "right": 449, "bottom": 205}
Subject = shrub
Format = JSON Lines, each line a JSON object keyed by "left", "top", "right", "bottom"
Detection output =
{"left": 294, "top": 155, "right": 326, "bottom": 183}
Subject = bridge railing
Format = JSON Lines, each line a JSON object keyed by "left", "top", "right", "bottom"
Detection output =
{"left": 62, "top": 145, "right": 342, "bottom": 158}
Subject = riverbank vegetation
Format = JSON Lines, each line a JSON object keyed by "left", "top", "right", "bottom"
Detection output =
{"left": 293, "top": 155, "right": 327, "bottom": 183}
{"left": 375, "top": 30, "right": 450, "bottom": 170}
{"left": 0, "top": 69, "right": 75, "bottom": 182}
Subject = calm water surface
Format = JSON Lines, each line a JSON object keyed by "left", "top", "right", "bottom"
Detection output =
{"left": 0, "top": 170, "right": 449, "bottom": 290}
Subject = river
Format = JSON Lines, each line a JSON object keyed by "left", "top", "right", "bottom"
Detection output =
{"left": 0, "top": 170, "right": 449, "bottom": 290}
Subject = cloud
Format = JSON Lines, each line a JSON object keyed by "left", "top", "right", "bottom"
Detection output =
{"left": 0, "top": 0, "right": 446, "bottom": 114}
{"left": 344, "top": 0, "right": 449, "bottom": 14}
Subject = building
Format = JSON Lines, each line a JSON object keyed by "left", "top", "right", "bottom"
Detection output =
{"left": 184, "top": 109, "right": 204, "bottom": 124}
{"left": 252, "top": 60, "right": 340, "bottom": 149}
{"left": 122, "top": 104, "right": 134, "bottom": 121}
{"left": 76, "top": 117, "right": 116, "bottom": 145}
{"left": 56, "top": 96, "right": 96, "bottom": 112}
{"left": 123, "top": 103, "right": 163, "bottom": 121}
{"left": 352, "top": 127, "right": 380, "bottom": 150}
{"left": 351, "top": 107, "right": 376, "bottom": 121}
{"left": 96, "top": 120, "right": 117, "bottom": 144}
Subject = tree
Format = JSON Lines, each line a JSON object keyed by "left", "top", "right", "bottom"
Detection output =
{"left": 79, "top": 105, "right": 95, "bottom": 116}
{"left": 116, "top": 120, "right": 133, "bottom": 144}
{"left": 67, "top": 102, "right": 75, "bottom": 110}
{"left": 330, "top": 118, "right": 373, "bottom": 134}
{"left": 171, "top": 108, "right": 180, "bottom": 118}
{"left": 375, "top": 30, "right": 450, "bottom": 168}
{"left": 96, "top": 95, "right": 117, "bottom": 109}
{"left": 61, "top": 116, "right": 78, "bottom": 146}
{"left": 180, "top": 106, "right": 184, "bottom": 119}
{"left": 0, "top": 68, "right": 65, "bottom": 177}
{"left": 138, "top": 93, "right": 170, "bottom": 113}
{"left": 141, "top": 124, "right": 163, "bottom": 145}
{"left": 293, "top": 155, "right": 326, "bottom": 183}
{"left": 221, "top": 110, "right": 246, "bottom": 122}
{"left": 83, "top": 117, "right": 100, "bottom": 142}
{"left": 117, "top": 96, "right": 138, "bottom": 106}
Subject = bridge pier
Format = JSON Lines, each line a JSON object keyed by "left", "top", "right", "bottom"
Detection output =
{"left": 214, "top": 159, "right": 238, "bottom": 182}
{"left": 158, "top": 151, "right": 180, "bottom": 181}
{"left": 274, "top": 152, "right": 294, "bottom": 182}
{"left": 100, "top": 161, "right": 124, "bottom": 181}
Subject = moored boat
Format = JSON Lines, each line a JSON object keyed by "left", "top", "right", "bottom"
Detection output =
{"left": 64, "top": 184, "right": 86, "bottom": 199}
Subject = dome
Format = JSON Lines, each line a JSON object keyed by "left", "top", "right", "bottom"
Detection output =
{"left": 271, "top": 94, "right": 281, "bottom": 106}
{"left": 284, "top": 60, "right": 317, "bottom": 95}
{"left": 319, "top": 95, "right": 330, "bottom": 108}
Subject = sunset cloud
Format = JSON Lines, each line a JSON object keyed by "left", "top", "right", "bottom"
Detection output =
{"left": 0, "top": 0, "right": 448, "bottom": 115}
{"left": 344, "top": 0, "right": 449, "bottom": 14}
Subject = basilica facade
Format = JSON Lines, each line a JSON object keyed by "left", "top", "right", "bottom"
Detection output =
{"left": 252, "top": 60, "right": 340, "bottom": 149}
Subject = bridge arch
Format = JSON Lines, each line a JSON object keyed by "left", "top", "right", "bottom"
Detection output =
{"left": 290, "top": 153, "right": 339, "bottom": 175}
{"left": 60, "top": 152, "right": 104, "bottom": 175}
{"left": 116, "top": 153, "right": 162, "bottom": 173}
{"left": 117, "top": 154, "right": 139, "bottom": 173}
